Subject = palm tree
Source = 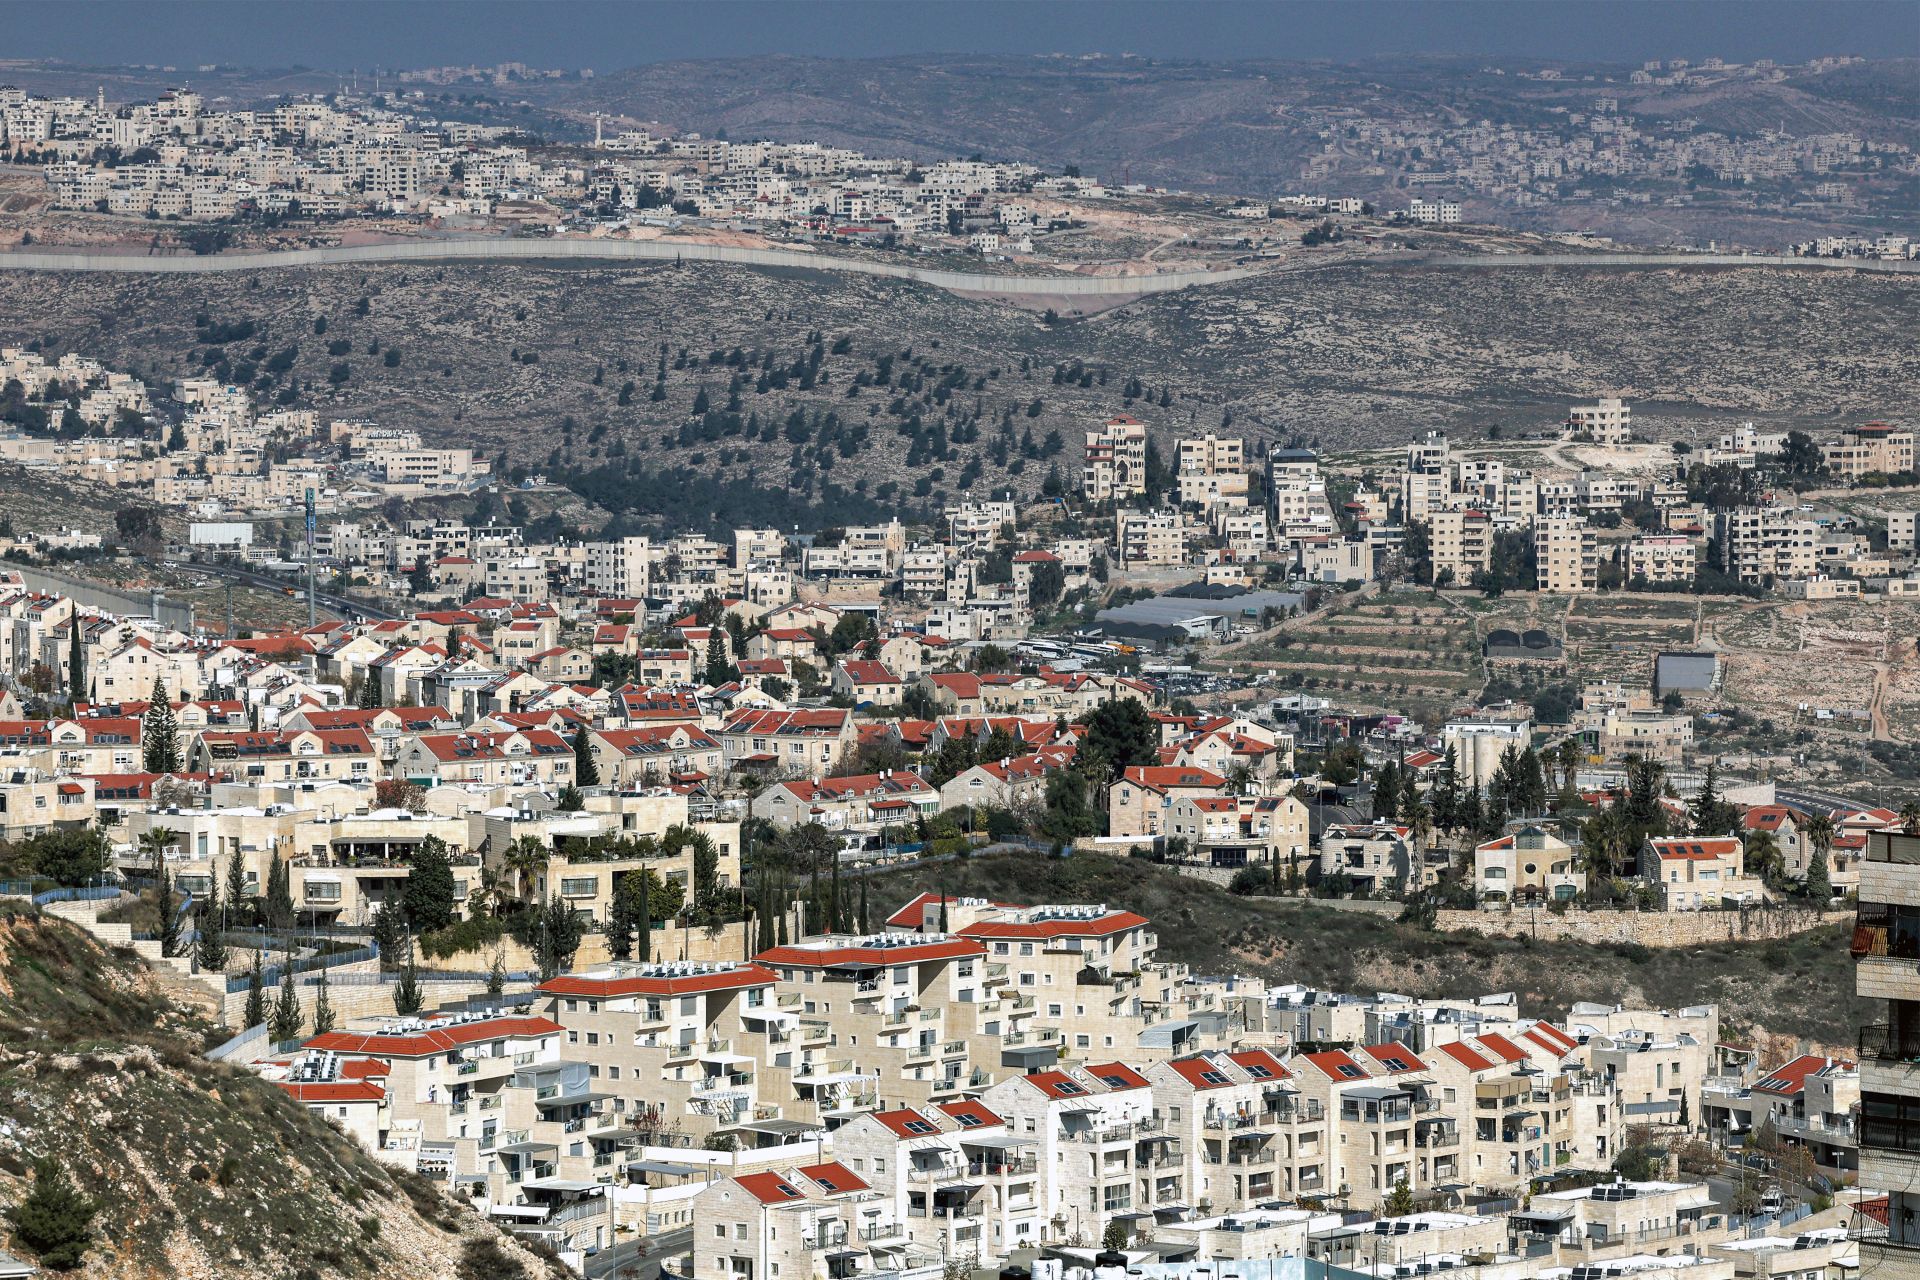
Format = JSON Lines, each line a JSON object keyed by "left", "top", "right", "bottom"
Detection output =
{"left": 467, "top": 863, "right": 509, "bottom": 919}
{"left": 1901, "top": 802, "right": 1920, "bottom": 837}
{"left": 139, "top": 826, "right": 178, "bottom": 875}
{"left": 505, "top": 835, "right": 549, "bottom": 904}
{"left": 1802, "top": 812, "right": 1835, "bottom": 866}
{"left": 1743, "top": 829, "right": 1785, "bottom": 892}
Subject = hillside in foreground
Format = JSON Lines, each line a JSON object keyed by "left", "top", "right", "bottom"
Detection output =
{"left": 863, "top": 851, "right": 1860, "bottom": 1053}
{"left": 0, "top": 906, "right": 566, "bottom": 1280}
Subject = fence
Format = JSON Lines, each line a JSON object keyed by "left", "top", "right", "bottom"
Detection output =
{"left": 33, "top": 885, "right": 120, "bottom": 906}
{"left": 205, "top": 1021, "right": 271, "bottom": 1063}
{"left": 0, "top": 878, "right": 39, "bottom": 897}
{"left": 225, "top": 944, "right": 379, "bottom": 994}
{"left": 309, "top": 967, "right": 536, "bottom": 986}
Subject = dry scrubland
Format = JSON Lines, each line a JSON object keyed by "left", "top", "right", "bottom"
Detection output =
{"left": 0, "top": 262, "right": 1911, "bottom": 531}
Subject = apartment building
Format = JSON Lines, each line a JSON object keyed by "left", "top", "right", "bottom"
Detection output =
{"left": 1567, "top": 396, "right": 1632, "bottom": 445}
{"left": 1628, "top": 535, "right": 1698, "bottom": 585}
{"left": 1084, "top": 417, "right": 1149, "bottom": 503}
{"left": 1115, "top": 510, "right": 1187, "bottom": 568}
{"left": 1427, "top": 508, "right": 1493, "bottom": 585}
{"left": 1715, "top": 508, "right": 1818, "bottom": 585}
{"left": 1473, "top": 826, "right": 1583, "bottom": 901}
{"left": 1822, "top": 421, "right": 1914, "bottom": 479}
{"left": 1535, "top": 516, "right": 1599, "bottom": 592}
{"left": 1856, "top": 827, "right": 1920, "bottom": 1267}
{"left": 1175, "top": 433, "right": 1248, "bottom": 509}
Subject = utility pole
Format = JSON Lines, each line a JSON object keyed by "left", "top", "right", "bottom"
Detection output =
{"left": 224, "top": 579, "right": 233, "bottom": 639}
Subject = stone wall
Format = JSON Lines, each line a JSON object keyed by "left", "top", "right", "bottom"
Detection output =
{"left": 1432, "top": 905, "right": 1847, "bottom": 947}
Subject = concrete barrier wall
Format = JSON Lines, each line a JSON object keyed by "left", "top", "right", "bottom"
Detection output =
{"left": 7, "top": 562, "right": 195, "bottom": 631}
{"left": 1421, "top": 252, "right": 1920, "bottom": 274}
{"left": 0, "top": 238, "right": 1258, "bottom": 297}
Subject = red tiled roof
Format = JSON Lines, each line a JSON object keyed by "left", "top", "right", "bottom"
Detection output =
{"left": 1301, "top": 1049, "right": 1371, "bottom": 1082}
{"left": 754, "top": 938, "right": 983, "bottom": 967}
{"left": 958, "top": 910, "right": 1148, "bottom": 940}
{"left": 736, "top": 1171, "right": 810, "bottom": 1205}
{"left": 278, "top": 1080, "right": 385, "bottom": 1104}
{"left": 1084, "top": 1062, "right": 1151, "bottom": 1091}
{"left": 872, "top": 1108, "right": 942, "bottom": 1139}
{"left": 1361, "top": 1044, "right": 1425, "bottom": 1074}
{"left": 1434, "top": 1041, "right": 1496, "bottom": 1072}
{"left": 1474, "top": 1033, "right": 1530, "bottom": 1065}
{"left": 1755, "top": 1053, "right": 1853, "bottom": 1096}
{"left": 937, "top": 1099, "right": 1004, "bottom": 1128}
{"left": 303, "top": 1016, "right": 561, "bottom": 1059}
{"left": 797, "top": 1161, "right": 870, "bottom": 1195}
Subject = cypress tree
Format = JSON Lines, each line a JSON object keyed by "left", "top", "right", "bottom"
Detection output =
{"left": 1806, "top": 846, "right": 1832, "bottom": 901}
{"left": 636, "top": 867, "right": 651, "bottom": 962}
{"left": 393, "top": 935, "right": 423, "bottom": 1016}
{"left": 265, "top": 858, "right": 295, "bottom": 931}
{"left": 310, "top": 964, "right": 336, "bottom": 1035}
{"left": 157, "top": 863, "right": 182, "bottom": 958}
{"left": 573, "top": 724, "right": 600, "bottom": 787}
{"left": 195, "top": 880, "right": 228, "bottom": 972}
{"left": 859, "top": 877, "right": 870, "bottom": 934}
{"left": 67, "top": 620, "right": 85, "bottom": 702}
{"left": 270, "top": 963, "right": 302, "bottom": 1042}
{"left": 604, "top": 872, "right": 634, "bottom": 961}
{"left": 225, "top": 846, "right": 248, "bottom": 916}
{"left": 243, "top": 950, "right": 267, "bottom": 1028}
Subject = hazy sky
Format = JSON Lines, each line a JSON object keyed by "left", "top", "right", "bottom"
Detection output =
{"left": 6, "top": 1, "right": 1909, "bottom": 70}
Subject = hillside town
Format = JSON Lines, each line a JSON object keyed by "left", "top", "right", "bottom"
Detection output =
{"left": 4, "top": 78, "right": 1915, "bottom": 262}
{"left": 0, "top": 344, "right": 1916, "bottom": 1277}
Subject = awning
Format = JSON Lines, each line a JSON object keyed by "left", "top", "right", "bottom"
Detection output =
{"left": 1058, "top": 1103, "right": 1103, "bottom": 1115}
{"left": 959, "top": 1134, "right": 1037, "bottom": 1150}
{"left": 1002, "top": 1044, "right": 1058, "bottom": 1069}
{"left": 1343, "top": 1085, "right": 1410, "bottom": 1101}
{"left": 523, "top": 1177, "right": 605, "bottom": 1194}
{"left": 1152, "top": 1204, "right": 1189, "bottom": 1216}
{"left": 796, "top": 1072, "right": 870, "bottom": 1089}
{"left": 701, "top": 1052, "right": 753, "bottom": 1065}
{"left": 494, "top": 1140, "right": 558, "bottom": 1156}
{"left": 1227, "top": 1130, "right": 1273, "bottom": 1141}
{"left": 741, "top": 1008, "right": 796, "bottom": 1025}
{"left": 535, "top": 1091, "right": 613, "bottom": 1108}
{"left": 1137, "top": 1132, "right": 1178, "bottom": 1145}
{"left": 488, "top": 1204, "right": 551, "bottom": 1219}
{"left": 627, "top": 1160, "right": 703, "bottom": 1178}
{"left": 1111, "top": 1211, "right": 1153, "bottom": 1220}
{"left": 934, "top": 1183, "right": 981, "bottom": 1195}
{"left": 736, "top": 1117, "right": 825, "bottom": 1137}
{"left": 453, "top": 1173, "right": 489, "bottom": 1185}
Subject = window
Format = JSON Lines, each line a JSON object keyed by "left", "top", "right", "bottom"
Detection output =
{"left": 1199, "top": 1069, "right": 1230, "bottom": 1086}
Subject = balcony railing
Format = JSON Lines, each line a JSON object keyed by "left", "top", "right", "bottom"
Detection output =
{"left": 969, "top": 1157, "right": 1038, "bottom": 1178}
{"left": 1861, "top": 1023, "right": 1920, "bottom": 1064}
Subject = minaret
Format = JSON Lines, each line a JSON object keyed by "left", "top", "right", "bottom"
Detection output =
{"left": 594, "top": 115, "right": 602, "bottom": 147}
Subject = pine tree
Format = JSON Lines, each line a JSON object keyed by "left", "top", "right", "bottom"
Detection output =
{"left": 243, "top": 950, "right": 267, "bottom": 1028}
{"left": 141, "top": 676, "right": 180, "bottom": 773}
{"left": 12, "top": 1155, "right": 97, "bottom": 1271}
{"left": 270, "top": 962, "right": 302, "bottom": 1042}
{"left": 358, "top": 669, "right": 383, "bottom": 709}
{"left": 67, "top": 619, "right": 85, "bottom": 703}
{"left": 310, "top": 964, "right": 336, "bottom": 1036}
{"left": 573, "top": 724, "right": 600, "bottom": 787}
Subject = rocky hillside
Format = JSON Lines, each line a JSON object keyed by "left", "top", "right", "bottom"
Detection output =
{"left": 0, "top": 259, "right": 1913, "bottom": 535}
{"left": 0, "top": 905, "right": 567, "bottom": 1280}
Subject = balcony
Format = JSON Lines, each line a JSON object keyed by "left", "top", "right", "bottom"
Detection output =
{"left": 968, "top": 1157, "right": 1037, "bottom": 1178}
{"left": 1227, "top": 1150, "right": 1276, "bottom": 1167}
{"left": 1862, "top": 1023, "right": 1920, "bottom": 1066}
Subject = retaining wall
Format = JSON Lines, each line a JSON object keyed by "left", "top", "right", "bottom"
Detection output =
{"left": 1432, "top": 905, "right": 1847, "bottom": 947}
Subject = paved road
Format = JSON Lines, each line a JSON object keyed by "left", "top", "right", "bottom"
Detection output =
{"left": 1774, "top": 787, "right": 1863, "bottom": 816}
{"left": 585, "top": 1227, "right": 690, "bottom": 1280}
{"left": 0, "top": 237, "right": 1258, "bottom": 299}
{"left": 176, "top": 558, "right": 399, "bottom": 622}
